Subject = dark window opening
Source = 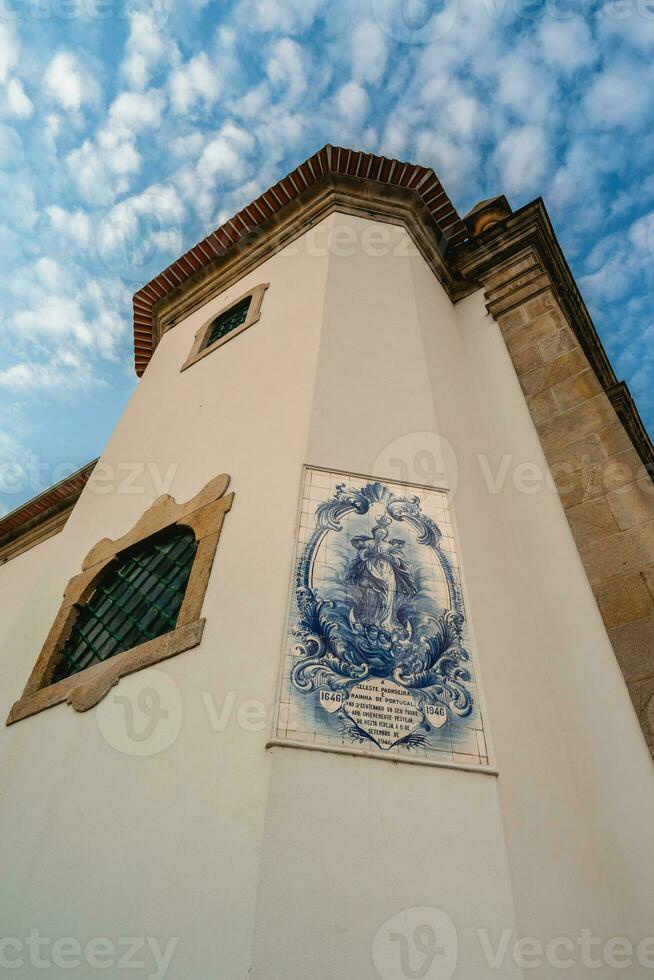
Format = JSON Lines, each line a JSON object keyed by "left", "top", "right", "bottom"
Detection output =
{"left": 205, "top": 296, "right": 252, "bottom": 348}
{"left": 53, "top": 525, "right": 197, "bottom": 681}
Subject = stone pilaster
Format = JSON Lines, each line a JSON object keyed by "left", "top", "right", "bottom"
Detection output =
{"left": 455, "top": 217, "right": 654, "bottom": 756}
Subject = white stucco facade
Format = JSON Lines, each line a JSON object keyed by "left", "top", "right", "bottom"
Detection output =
{"left": 0, "top": 212, "right": 652, "bottom": 979}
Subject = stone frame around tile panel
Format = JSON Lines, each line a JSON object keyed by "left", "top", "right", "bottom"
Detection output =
{"left": 6, "top": 474, "right": 234, "bottom": 725}
{"left": 180, "top": 282, "right": 269, "bottom": 372}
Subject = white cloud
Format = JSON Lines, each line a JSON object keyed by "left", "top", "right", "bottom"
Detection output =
{"left": 415, "top": 131, "right": 477, "bottom": 196}
{"left": 442, "top": 92, "right": 481, "bottom": 140}
{"left": 266, "top": 37, "right": 308, "bottom": 104}
{"left": 46, "top": 206, "right": 93, "bottom": 248}
{"left": 538, "top": 17, "right": 597, "bottom": 73}
{"left": 0, "top": 124, "right": 22, "bottom": 167}
{"left": 197, "top": 122, "right": 255, "bottom": 180}
{"left": 96, "top": 184, "right": 185, "bottom": 284}
{"left": 235, "top": 83, "right": 270, "bottom": 121}
{"left": 0, "top": 350, "right": 98, "bottom": 394}
{"left": 44, "top": 52, "right": 97, "bottom": 112}
{"left": 628, "top": 210, "right": 654, "bottom": 256}
{"left": 252, "top": 109, "right": 306, "bottom": 166}
{"left": 0, "top": 423, "right": 30, "bottom": 502}
{"left": 597, "top": 10, "right": 654, "bottom": 55}
{"left": 34, "top": 256, "right": 65, "bottom": 289}
{"left": 169, "top": 52, "right": 219, "bottom": 113}
{"left": 584, "top": 63, "right": 653, "bottom": 130}
{"left": 0, "top": 173, "right": 37, "bottom": 231}
{"left": 170, "top": 130, "right": 205, "bottom": 159}
{"left": 105, "top": 89, "right": 164, "bottom": 132}
{"left": 66, "top": 90, "right": 165, "bottom": 204}
{"left": 5, "top": 78, "right": 33, "bottom": 118}
{"left": 7, "top": 266, "right": 130, "bottom": 361}
{"left": 234, "top": 0, "right": 325, "bottom": 34}
{"left": 335, "top": 81, "right": 370, "bottom": 126}
{"left": 66, "top": 140, "right": 125, "bottom": 205}
{"left": 494, "top": 126, "right": 550, "bottom": 196}
{"left": 173, "top": 122, "right": 257, "bottom": 221}
{"left": 122, "top": 12, "right": 177, "bottom": 89}
{"left": 494, "top": 53, "right": 558, "bottom": 124}
{"left": 351, "top": 20, "right": 388, "bottom": 85}
{"left": 43, "top": 113, "right": 60, "bottom": 151}
{"left": 0, "top": 24, "right": 18, "bottom": 84}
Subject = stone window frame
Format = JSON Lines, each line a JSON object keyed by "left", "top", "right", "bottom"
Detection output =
{"left": 180, "top": 282, "right": 269, "bottom": 372}
{"left": 6, "top": 474, "right": 234, "bottom": 725}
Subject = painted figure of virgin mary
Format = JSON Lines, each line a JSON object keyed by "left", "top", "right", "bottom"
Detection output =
{"left": 346, "top": 515, "right": 417, "bottom": 635}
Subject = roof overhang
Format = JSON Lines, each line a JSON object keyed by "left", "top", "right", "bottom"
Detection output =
{"left": 132, "top": 144, "right": 469, "bottom": 377}
{"left": 0, "top": 461, "right": 96, "bottom": 565}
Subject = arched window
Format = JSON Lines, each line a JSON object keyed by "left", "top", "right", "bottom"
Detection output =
{"left": 53, "top": 526, "right": 197, "bottom": 682}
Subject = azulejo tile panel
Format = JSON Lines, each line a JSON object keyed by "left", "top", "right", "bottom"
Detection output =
{"left": 274, "top": 468, "right": 490, "bottom": 768}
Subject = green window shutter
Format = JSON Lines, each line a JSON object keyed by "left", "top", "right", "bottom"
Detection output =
{"left": 53, "top": 525, "right": 197, "bottom": 681}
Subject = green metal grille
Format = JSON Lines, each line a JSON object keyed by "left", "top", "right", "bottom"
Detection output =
{"left": 206, "top": 296, "right": 252, "bottom": 348}
{"left": 53, "top": 526, "right": 198, "bottom": 682}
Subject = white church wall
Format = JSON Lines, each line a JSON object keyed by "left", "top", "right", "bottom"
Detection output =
{"left": 252, "top": 214, "right": 524, "bottom": 980}
{"left": 0, "top": 532, "right": 65, "bottom": 719}
{"left": 0, "top": 220, "right": 334, "bottom": 979}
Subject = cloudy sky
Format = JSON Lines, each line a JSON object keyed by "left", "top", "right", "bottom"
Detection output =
{"left": 0, "top": 0, "right": 652, "bottom": 513}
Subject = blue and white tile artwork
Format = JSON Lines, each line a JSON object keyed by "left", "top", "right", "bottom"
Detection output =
{"left": 275, "top": 469, "right": 489, "bottom": 767}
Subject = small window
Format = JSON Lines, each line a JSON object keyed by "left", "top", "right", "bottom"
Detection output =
{"left": 7, "top": 474, "right": 234, "bottom": 724}
{"left": 181, "top": 282, "right": 268, "bottom": 371}
{"left": 53, "top": 526, "right": 197, "bottom": 682}
{"left": 206, "top": 296, "right": 252, "bottom": 348}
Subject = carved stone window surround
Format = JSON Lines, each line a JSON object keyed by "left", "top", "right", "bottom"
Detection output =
{"left": 6, "top": 474, "right": 234, "bottom": 724}
{"left": 180, "top": 282, "right": 269, "bottom": 372}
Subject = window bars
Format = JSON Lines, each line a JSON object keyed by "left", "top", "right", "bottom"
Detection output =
{"left": 53, "top": 526, "right": 198, "bottom": 681}
{"left": 205, "top": 296, "right": 252, "bottom": 349}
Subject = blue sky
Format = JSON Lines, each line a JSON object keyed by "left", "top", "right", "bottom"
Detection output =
{"left": 0, "top": 0, "right": 653, "bottom": 514}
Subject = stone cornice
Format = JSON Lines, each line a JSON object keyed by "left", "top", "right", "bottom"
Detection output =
{"left": 451, "top": 200, "right": 654, "bottom": 478}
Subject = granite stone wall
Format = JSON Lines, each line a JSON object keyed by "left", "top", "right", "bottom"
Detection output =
{"left": 484, "top": 258, "right": 654, "bottom": 756}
